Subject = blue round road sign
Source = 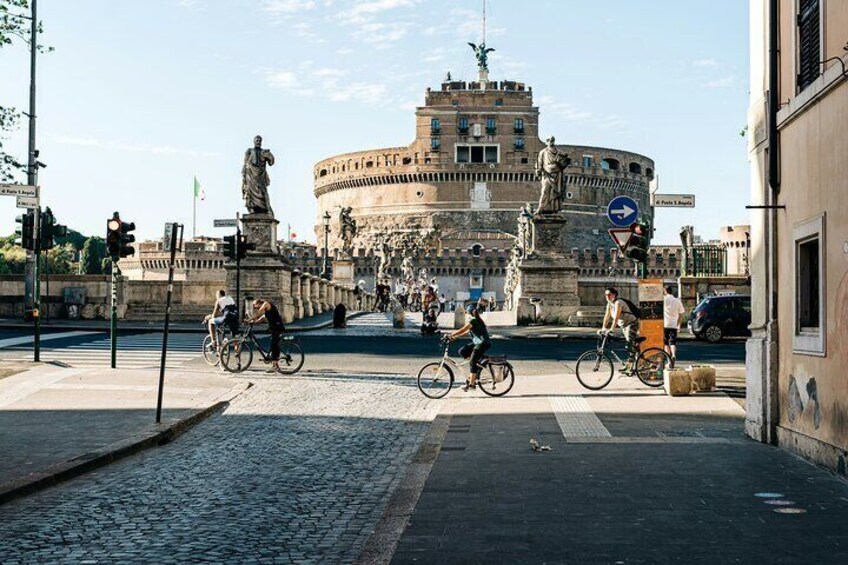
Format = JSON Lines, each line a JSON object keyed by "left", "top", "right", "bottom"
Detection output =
{"left": 606, "top": 196, "right": 639, "bottom": 227}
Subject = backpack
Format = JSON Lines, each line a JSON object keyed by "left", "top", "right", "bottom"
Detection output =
{"left": 620, "top": 298, "right": 642, "bottom": 320}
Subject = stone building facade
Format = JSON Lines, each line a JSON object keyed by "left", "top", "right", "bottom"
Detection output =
{"left": 312, "top": 72, "right": 656, "bottom": 299}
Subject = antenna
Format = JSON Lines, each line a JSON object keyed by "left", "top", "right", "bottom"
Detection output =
{"left": 482, "top": 0, "right": 487, "bottom": 44}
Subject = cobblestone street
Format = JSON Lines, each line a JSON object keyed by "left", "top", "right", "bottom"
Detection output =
{"left": 0, "top": 371, "right": 438, "bottom": 563}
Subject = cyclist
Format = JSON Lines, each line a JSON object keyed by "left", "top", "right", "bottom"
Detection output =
{"left": 246, "top": 298, "right": 285, "bottom": 372}
{"left": 448, "top": 303, "right": 491, "bottom": 391}
{"left": 204, "top": 289, "right": 237, "bottom": 351}
{"left": 599, "top": 287, "right": 640, "bottom": 369}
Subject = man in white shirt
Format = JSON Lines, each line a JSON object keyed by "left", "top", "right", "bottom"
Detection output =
{"left": 599, "top": 287, "right": 640, "bottom": 368}
{"left": 205, "top": 289, "right": 236, "bottom": 349}
{"left": 663, "top": 286, "right": 686, "bottom": 368}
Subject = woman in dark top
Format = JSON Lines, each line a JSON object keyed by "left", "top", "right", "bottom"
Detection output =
{"left": 247, "top": 299, "right": 285, "bottom": 372}
{"left": 448, "top": 303, "right": 491, "bottom": 391}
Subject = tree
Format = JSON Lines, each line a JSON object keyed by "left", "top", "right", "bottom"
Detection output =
{"left": 1, "top": 1, "right": 52, "bottom": 182}
{"left": 43, "top": 243, "right": 73, "bottom": 274}
{"left": 80, "top": 236, "right": 106, "bottom": 275}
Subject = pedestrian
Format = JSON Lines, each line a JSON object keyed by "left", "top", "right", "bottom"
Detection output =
{"left": 439, "top": 293, "right": 446, "bottom": 313}
{"left": 663, "top": 285, "right": 686, "bottom": 368}
{"left": 488, "top": 295, "right": 496, "bottom": 311}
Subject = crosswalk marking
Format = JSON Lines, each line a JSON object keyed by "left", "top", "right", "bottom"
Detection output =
{"left": 0, "top": 331, "right": 97, "bottom": 348}
{"left": 549, "top": 395, "right": 612, "bottom": 438}
{"left": 348, "top": 313, "right": 394, "bottom": 327}
{"left": 8, "top": 333, "right": 204, "bottom": 369}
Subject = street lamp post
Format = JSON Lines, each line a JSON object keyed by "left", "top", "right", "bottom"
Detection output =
{"left": 321, "top": 211, "right": 331, "bottom": 280}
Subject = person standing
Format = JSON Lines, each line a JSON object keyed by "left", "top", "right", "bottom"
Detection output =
{"left": 439, "top": 293, "right": 446, "bottom": 313}
{"left": 663, "top": 286, "right": 686, "bottom": 368}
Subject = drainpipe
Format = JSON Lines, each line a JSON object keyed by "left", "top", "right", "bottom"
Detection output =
{"left": 764, "top": 0, "right": 780, "bottom": 444}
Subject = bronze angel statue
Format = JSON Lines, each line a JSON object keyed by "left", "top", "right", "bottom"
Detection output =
{"left": 468, "top": 42, "right": 495, "bottom": 71}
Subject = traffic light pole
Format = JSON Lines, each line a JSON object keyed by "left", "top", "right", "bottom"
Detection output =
{"left": 235, "top": 225, "right": 241, "bottom": 321}
{"left": 27, "top": 0, "right": 41, "bottom": 362}
{"left": 33, "top": 207, "right": 41, "bottom": 362}
{"left": 110, "top": 260, "right": 118, "bottom": 369}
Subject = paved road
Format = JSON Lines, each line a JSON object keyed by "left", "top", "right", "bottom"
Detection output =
{"left": 0, "top": 369, "right": 439, "bottom": 563}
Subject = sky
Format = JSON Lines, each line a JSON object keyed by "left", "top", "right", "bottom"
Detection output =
{"left": 0, "top": 0, "right": 750, "bottom": 246}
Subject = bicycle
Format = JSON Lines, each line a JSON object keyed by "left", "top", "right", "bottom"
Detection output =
{"left": 220, "top": 323, "right": 304, "bottom": 375}
{"left": 574, "top": 331, "right": 669, "bottom": 390}
{"left": 417, "top": 337, "right": 515, "bottom": 399}
{"left": 202, "top": 320, "right": 236, "bottom": 367}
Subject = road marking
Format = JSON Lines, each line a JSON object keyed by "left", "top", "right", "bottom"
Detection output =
{"left": 0, "top": 331, "right": 98, "bottom": 348}
{"left": 0, "top": 368, "right": 89, "bottom": 408}
{"left": 549, "top": 395, "right": 612, "bottom": 438}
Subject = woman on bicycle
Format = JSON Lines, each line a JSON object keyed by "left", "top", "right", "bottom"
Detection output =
{"left": 448, "top": 303, "right": 491, "bottom": 391}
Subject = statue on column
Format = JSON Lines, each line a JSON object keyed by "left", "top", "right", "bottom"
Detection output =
{"left": 242, "top": 135, "right": 276, "bottom": 216}
{"left": 401, "top": 255, "right": 415, "bottom": 282}
{"left": 535, "top": 136, "right": 571, "bottom": 214}
{"left": 377, "top": 241, "right": 391, "bottom": 280}
{"left": 339, "top": 206, "right": 357, "bottom": 255}
{"left": 468, "top": 42, "right": 495, "bottom": 72}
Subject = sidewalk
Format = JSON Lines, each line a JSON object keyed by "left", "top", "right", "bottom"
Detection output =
{"left": 0, "top": 310, "right": 363, "bottom": 334}
{"left": 0, "top": 363, "right": 247, "bottom": 504}
{"left": 381, "top": 374, "right": 848, "bottom": 564}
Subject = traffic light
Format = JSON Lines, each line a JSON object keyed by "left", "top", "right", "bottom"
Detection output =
{"left": 39, "top": 207, "right": 67, "bottom": 250}
{"left": 237, "top": 234, "right": 255, "bottom": 260}
{"left": 625, "top": 220, "right": 651, "bottom": 263}
{"left": 106, "top": 212, "right": 136, "bottom": 260}
{"left": 223, "top": 235, "right": 237, "bottom": 260}
{"left": 15, "top": 211, "right": 35, "bottom": 251}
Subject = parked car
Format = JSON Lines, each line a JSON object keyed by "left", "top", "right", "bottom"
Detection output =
{"left": 688, "top": 294, "right": 751, "bottom": 343}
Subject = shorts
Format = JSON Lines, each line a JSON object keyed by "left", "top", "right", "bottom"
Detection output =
{"left": 211, "top": 315, "right": 227, "bottom": 326}
{"left": 663, "top": 328, "right": 678, "bottom": 346}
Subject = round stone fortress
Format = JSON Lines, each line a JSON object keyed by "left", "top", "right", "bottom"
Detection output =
{"left": 313, "top": 71, "right": 655, "bottom": 300}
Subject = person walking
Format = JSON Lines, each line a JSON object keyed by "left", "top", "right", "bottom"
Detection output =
{"left": 663, "top": 285, "right": 686, "bottom": 368}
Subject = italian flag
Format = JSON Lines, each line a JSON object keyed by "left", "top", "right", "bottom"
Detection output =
{"left": 193, "top": 176, "right": 205, "bottom": 201}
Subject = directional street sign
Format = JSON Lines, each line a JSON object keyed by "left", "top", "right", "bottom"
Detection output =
{"left": 606, "top": 195, "right": 639, "bottom": 227}
{"left": 213, "top": 218, "right": 238, "bottom": 228}
{"left": 0, "top": 184, "right": 38, "bottom": 198}
{"left": 608, "top": 228, "right": 633, "bottom": 252}
{"left": 651, "top": 193, "right": 695, "bottom": 207}
{"left": 16, "top": 196, "right": 39, "bottom": 209}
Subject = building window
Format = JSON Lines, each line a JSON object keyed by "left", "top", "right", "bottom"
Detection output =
{"left": 486, "top": 118, "right": 496, "bottom": 134}
{"left": 600, "top": 158, "right": 619, "bottom": 171}
{"left": 797, "top": 0, "right": 821, "bottom": 92}
{"left": 514, "top": 118, "right": 524, "bottom": 134}
{"left": 514, "top": 137, "right": 525, "bottom": 150}
{"left": 582, "top": 155, "right": 593, "bottom": 168}
{"left": 494, "top": 99, "right": 503, "bottom": 107}
{"left": 431, "top": 138, "right": 441, "bottom": 150}
{"left": 458, "top": 117, "right": 469, "bottom": 134}
{"left": 471, "top": 244, "right": 483, "bottom": 257}
{"left": 431, "top": 118, "right": 441, "bottom": 134}
{"left": 629, "top": 162, "right": 642, "bottom": 174}
{"left": 455, "top": 144, "right": 499, "bottom": 164}
{"left": 793, "top": 213, "right": 826, "bottom": 356}
{"left": 451, "top": 100, "right": 459, "bottom": 107}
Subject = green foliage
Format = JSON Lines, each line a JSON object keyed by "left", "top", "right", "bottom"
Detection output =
{"left": 43, "top": 243, "right": 74, "bottom": 274}
{"left": 57, "top": 228, "right": 88, "bottom": 251}
{"left": 80, "top": 236, "right": 106, "bottom": 275}
{"left": 101, "top": 257, "right": 112, "bottom": 275}
{"left": 0, "top": 238, "right": 26, "bottom": 274}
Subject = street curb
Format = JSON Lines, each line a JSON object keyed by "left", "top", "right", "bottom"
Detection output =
{"left": 0, "top": 311, "right": 370, "bottom": 334}
{"left": 355, "top": 413, "right": 452, "bottom": 565}
{"left": 0, "top": 380, "right": 252, "bottom": 507}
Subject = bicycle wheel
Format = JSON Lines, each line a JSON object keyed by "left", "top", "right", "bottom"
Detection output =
{"left": 636, "top": 348, "right": 669, "bottom": 388}
{"left": 417, "top": 362, "right": 454, "bottom": 399}
{"left": 575, "top": 350, "right": 614, "bottom": 390}
{"left": 221, "top": 338, "right": 254, "bottom": 373}
{"left": 202, "top": 335, "right": 219, "bottom": 366}
{"left": 277, "top": 340, "right": 305, "bottom": 375}
{"left": 478, "top": 362, "right": 515, "bottom": 397}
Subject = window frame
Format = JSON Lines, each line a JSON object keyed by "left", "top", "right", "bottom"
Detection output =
{"left": 792, "top": 213, "right": 826, "bottom": 356}
{"left": 795, "top": 0, "right": 824, "bottom": 94}
{"left": 431, "top": 137, "right": 441, "bottom": 150}
{"left": 454, "top": 143, "right": 500, "bottom": 164}
{"left": 486, "top": 118, "right": 497, "bottom": 134}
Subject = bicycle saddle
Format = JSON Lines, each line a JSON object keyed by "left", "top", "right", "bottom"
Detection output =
{"left": 634, "top": 336, "right": 647, "bottom": 344}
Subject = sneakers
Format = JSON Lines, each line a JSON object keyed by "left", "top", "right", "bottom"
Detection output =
{"left": 462, "top": 381, "right": 477, "bottom": 392}
{"left": 670, "top": 357, "right": 676, "bottom": 369}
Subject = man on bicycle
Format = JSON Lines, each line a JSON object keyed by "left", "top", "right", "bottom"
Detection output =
{"left": 448, "top": 303, "right": 491, "bottom": 392}
{"left": 246, "top": 298, "right": 285, "bottom": 372}
{"left": 599, "top": 287, "right": 640, "bottom": 369}
{"left": 204, "top": 289, "right": 237, "bottom": 351}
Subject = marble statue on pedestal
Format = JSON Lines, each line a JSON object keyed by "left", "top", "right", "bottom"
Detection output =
{"left": 339, "top": 207, "right": 357, "bottom": 255}
{"left": 535, "top": 136, "right": 571, "bottom": 214}
{"left": 242, "top": 135, "right": 276, "bottom": 215}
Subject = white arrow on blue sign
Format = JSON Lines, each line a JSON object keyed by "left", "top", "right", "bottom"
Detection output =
{"left": 606, "top": 195, "right": 639, "bottom": 227}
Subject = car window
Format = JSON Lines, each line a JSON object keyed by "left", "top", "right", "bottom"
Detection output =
{"left": 694, "top": 298, "right": 711, "bottom": 312}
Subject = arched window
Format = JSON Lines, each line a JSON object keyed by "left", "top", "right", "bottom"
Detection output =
{"left": 645, "top": 167, "right": 654, "bottom": 178}
{"left": 470, "top": 244, "right": 483, "bottom": 257}
{"left": 600, "top": 158, "right": 620, "bottom": 171}
{"left": 319, "top": 169, "right": 328, "bottom": 177}
{"left": 628, "top": 162, "right": 642, "bottom": 174}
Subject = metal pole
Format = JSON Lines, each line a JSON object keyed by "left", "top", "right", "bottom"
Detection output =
{"left": 110, "top": 259, "right": 117, "bottom": 368}
{"left": 27, "top": 0, "right": 40, "bottom": 361}
{"left": 322, "top": 223, "right": 329, "bottom": 278}
{"left": 235, "top": 225, "right": 241, "bottom": 321}
{"left": 33, "top": 207, "right": 40, "bottom": 361}
{"left": 156, "top": 224, "right": 180, "bottom": 424}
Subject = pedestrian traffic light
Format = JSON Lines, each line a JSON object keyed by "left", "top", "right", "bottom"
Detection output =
{"left": 237, "top": 234, "right": 255, "bottom": 260}
{"left": 39, "top": 207, "right": 67, "bottom": 250}
{"left": 223, "top": 235, "right": 237, "bottom": 260}
{"left": 15, "top": 211, "right": 35, "bottom": 251}
{"left": 625, "top": 220, "right": 651, "bottom": 263}
{"left": 106, "top": 212, "right": 136, "bottom": 260}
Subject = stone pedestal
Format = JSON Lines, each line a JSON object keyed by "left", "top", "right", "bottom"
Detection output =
{"left": 225, "top": 213, "right": 293, "bottom": 322}
{"left": 514, "top": 214, "right": 581, "bottom": 325}
{"left": 332, "top": 258, "right": 356, "bottom": 288}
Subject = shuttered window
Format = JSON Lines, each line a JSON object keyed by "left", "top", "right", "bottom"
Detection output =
{"left": 797, "top": 0, "right": 821, "bottom": 92}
